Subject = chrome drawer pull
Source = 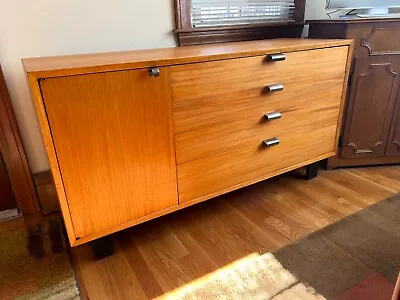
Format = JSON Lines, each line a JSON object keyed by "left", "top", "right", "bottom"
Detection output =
{"left": 266, "top": 84, "right": 284, "bottom": 93}
{"left": 149, "top": 67, "right": 160, "bottom": 77}
{"left": 267, "top": 53, "right": 286, "bottom": 62}
{"left": 264, "top": 112, "right": 282, "bottom": 121}
{"left": 262, "top": 138, "right": 280, "bottom": 148}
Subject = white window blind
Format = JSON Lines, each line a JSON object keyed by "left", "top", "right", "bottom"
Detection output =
{"left": 191, "top": 0, "right": 296, "bottom": 27}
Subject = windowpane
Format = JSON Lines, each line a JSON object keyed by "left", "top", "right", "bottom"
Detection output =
{"left": 191, "top": 0, "right": 296, "bottom": 27}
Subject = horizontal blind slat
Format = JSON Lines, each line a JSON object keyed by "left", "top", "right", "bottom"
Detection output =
{"left": 191, "top": 0, "right": 295, "bottom": 27}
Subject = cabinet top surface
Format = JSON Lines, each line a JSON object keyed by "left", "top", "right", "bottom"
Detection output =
{"left": 307, "top": 17, "right": 400, "bottom": 24}
{"left": 23, "top": 38, "right": 352, "bottom": 78}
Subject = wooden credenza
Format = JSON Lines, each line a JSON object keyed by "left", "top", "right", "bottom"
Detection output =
{"left": 23, "top": 39, "right": 352, "bottom": 247}
{"left": 309, "top": 18, "right": 400, "bottom": 168}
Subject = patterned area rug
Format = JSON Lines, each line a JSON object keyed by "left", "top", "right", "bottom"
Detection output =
{"left": 160, "top": 194, "right": 400, "bottom": 299}
{"left": 0, "top": 218, "right": 79, "bottom": 299}
{"left": 274, "top": 193, "right": 400, "bottom": 300}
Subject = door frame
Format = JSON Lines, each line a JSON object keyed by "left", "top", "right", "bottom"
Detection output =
{"left": 0, "top": 64, "right": 39, "bottom": 214}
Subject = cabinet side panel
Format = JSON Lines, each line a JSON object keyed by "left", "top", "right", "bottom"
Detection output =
{"left": 27, "top": 75, "right": 77, "bottom": 244}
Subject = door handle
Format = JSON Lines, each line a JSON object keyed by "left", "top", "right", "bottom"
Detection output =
{"left": 149, "top": 67, "right": 160, "bottom": 77}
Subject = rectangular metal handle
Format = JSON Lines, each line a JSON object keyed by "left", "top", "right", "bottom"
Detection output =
{"left": 266, "top": 84, "right": 284, "bottom": 93}
{"left": 264, "top": 112, "right": 282, "bottom": 121}
{"left": 267, "top": 53, "right": 286, "bottom": 62}
{"left": 355, "top": 149, "right": 373, "bottom": 154}
{"left": 262, "top": 137, "right": 280, "bottom": 148}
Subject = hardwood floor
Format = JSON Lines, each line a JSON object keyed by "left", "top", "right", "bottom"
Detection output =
{"left": 70, "top": 166, "right": 400, "bottom": 299}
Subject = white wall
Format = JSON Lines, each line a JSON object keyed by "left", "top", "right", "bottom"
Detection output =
{"left": 0, "top": 1, "right": 176, "bottom": 173}
{"left": 0, "top": 0, "right": 329, "bottom": 173}
{"left": 305, "top": 0, "right": 330, "bottom": 20}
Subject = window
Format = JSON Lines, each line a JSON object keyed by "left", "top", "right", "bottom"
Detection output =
{"left": 191, "top": 0, "right": 296, "bottom": 27}
{"left": 174, "top": 0, "right": 306, "bottom": 46}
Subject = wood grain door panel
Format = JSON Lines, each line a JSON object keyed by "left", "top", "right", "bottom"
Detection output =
{"left": 340, "top": 57, "right": 400, "bottom": 159}
{"left": 362, "top": 27, "right": 400, "bottom": 56}
{"left": 171, "top": 46, "right": 349, "bottom": 134}
{"left": 178, "top": 125, "right": 337, "bottom": 203}
{"left": 0, "top": 153, "right": 16, "bottom": 211}
{"left": 40, "top": 68, "right": 178, "bottom": 238}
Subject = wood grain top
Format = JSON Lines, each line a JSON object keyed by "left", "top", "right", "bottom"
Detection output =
{"left": 307, "top": 17, "right": 400, "bottom": 24}
{"left": 23, "top": 39, "right": 352, "bottom": 78}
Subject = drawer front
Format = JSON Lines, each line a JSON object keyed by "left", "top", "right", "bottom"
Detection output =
{"left": 177, "top": 126, "right": 337, "bottom": 203}
{"left": 175, "top": 79, "right": 344, "bottom": 164}
{"left": 171, "top": 46, "right": 349, "bottom": 134}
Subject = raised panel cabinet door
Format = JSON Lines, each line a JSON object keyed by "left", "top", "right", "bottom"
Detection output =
{"left": 386, "top": 92, "right": 400, "bottom": 156}
{"left": 40, "top": 68, "right": 178, "bottom": 238}
{"left": 340, "top": 57, "right": 400, "bottom": 159}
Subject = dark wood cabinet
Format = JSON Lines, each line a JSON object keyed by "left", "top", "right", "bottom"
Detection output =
{"left": 341, "top": 56, "right": 400, "bottom": 159}
{"left": 387, "top": 96, "right": 400, "bottom": 156}
{"left": 0, "top": 153, "right": 16, "bottom": 212}
{"left": 0, "top": 65, "right": 39, "bottom": 215}
{"left": 309, "top": 18, "right": 400, "bottom": 168}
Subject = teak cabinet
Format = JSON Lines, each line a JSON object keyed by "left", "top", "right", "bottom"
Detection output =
{"left": 23, "top": 39, "right": 353, "bottom": 246}
{"left": 0, "top": 154, "right": 16, "bottom": 212}
{"left": 309, "top": 18, "right": 400, "bottom": 168}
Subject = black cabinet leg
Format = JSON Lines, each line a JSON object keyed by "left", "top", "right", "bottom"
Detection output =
{"left": 90, "top": 235, "right": 115, "bottom": 260}
{"left": 306, "top": 162, "right": 319, "bottom": 180}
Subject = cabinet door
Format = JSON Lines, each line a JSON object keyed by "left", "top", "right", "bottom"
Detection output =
{"left": 340, "top": 57, "right": 400, "bottom": 159}
{"left": 40, "top": 68, "right": 178, "bottom": 238}
{"left": 386, "top": 94, "right": 400, "bottom": 156}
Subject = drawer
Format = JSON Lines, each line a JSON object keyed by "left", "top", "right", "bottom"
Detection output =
{"left": 171, "top": 46, "right": 349, "bottom": 134}
{"left": 177, "top": 125, "right": 337, "bottom": 203}
{"left": 175, "top": 79, "right": 343, "bottom": 164}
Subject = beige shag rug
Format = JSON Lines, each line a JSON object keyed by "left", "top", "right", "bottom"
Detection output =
{"left": 158, "top": 252, "right": 325, "bottom": 300}
{"left": 0, "top": 218, "right": 79, "bottom": 300}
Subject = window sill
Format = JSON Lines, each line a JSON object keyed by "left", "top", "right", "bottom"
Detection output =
{"left": 175, "top": 22, "right": 305, "bottom": 46}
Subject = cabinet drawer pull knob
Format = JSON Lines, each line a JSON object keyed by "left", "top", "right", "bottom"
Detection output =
{"left": 267, "top": 53, "right": 286, "bottom": 62}
{"left": 266, "top": 84, "right": 284, "bottom": 93}
{"left": 262, "top": 138, "right": 280, "bottom": 148}
{"left": 149, "top": 67, "right": 160, "bottom": 77}
{"left": 264, "top": 112, "right": 282, "bottom": 121}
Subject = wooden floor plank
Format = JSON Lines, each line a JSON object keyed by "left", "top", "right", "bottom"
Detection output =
{"left": 71, "top": 246, "right": 108, "bottom": 299}
{"left": 117, "top": 231, "right": 164, "bottom": 299}
{"left": 345, "top": 166, "right": 400, "bottom": 193}
{"left": 95, "top": 243, "right": 148, "bottom": 300}
{"left": 128, "top": 223, "right": 194, "bottom": 293}
{"left": 71, "top": 166, "right": 400, "bottom": 299}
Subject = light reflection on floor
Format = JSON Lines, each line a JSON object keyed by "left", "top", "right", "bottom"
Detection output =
{"left": 158, "top": 252, "right": 325, "bottom": 299}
